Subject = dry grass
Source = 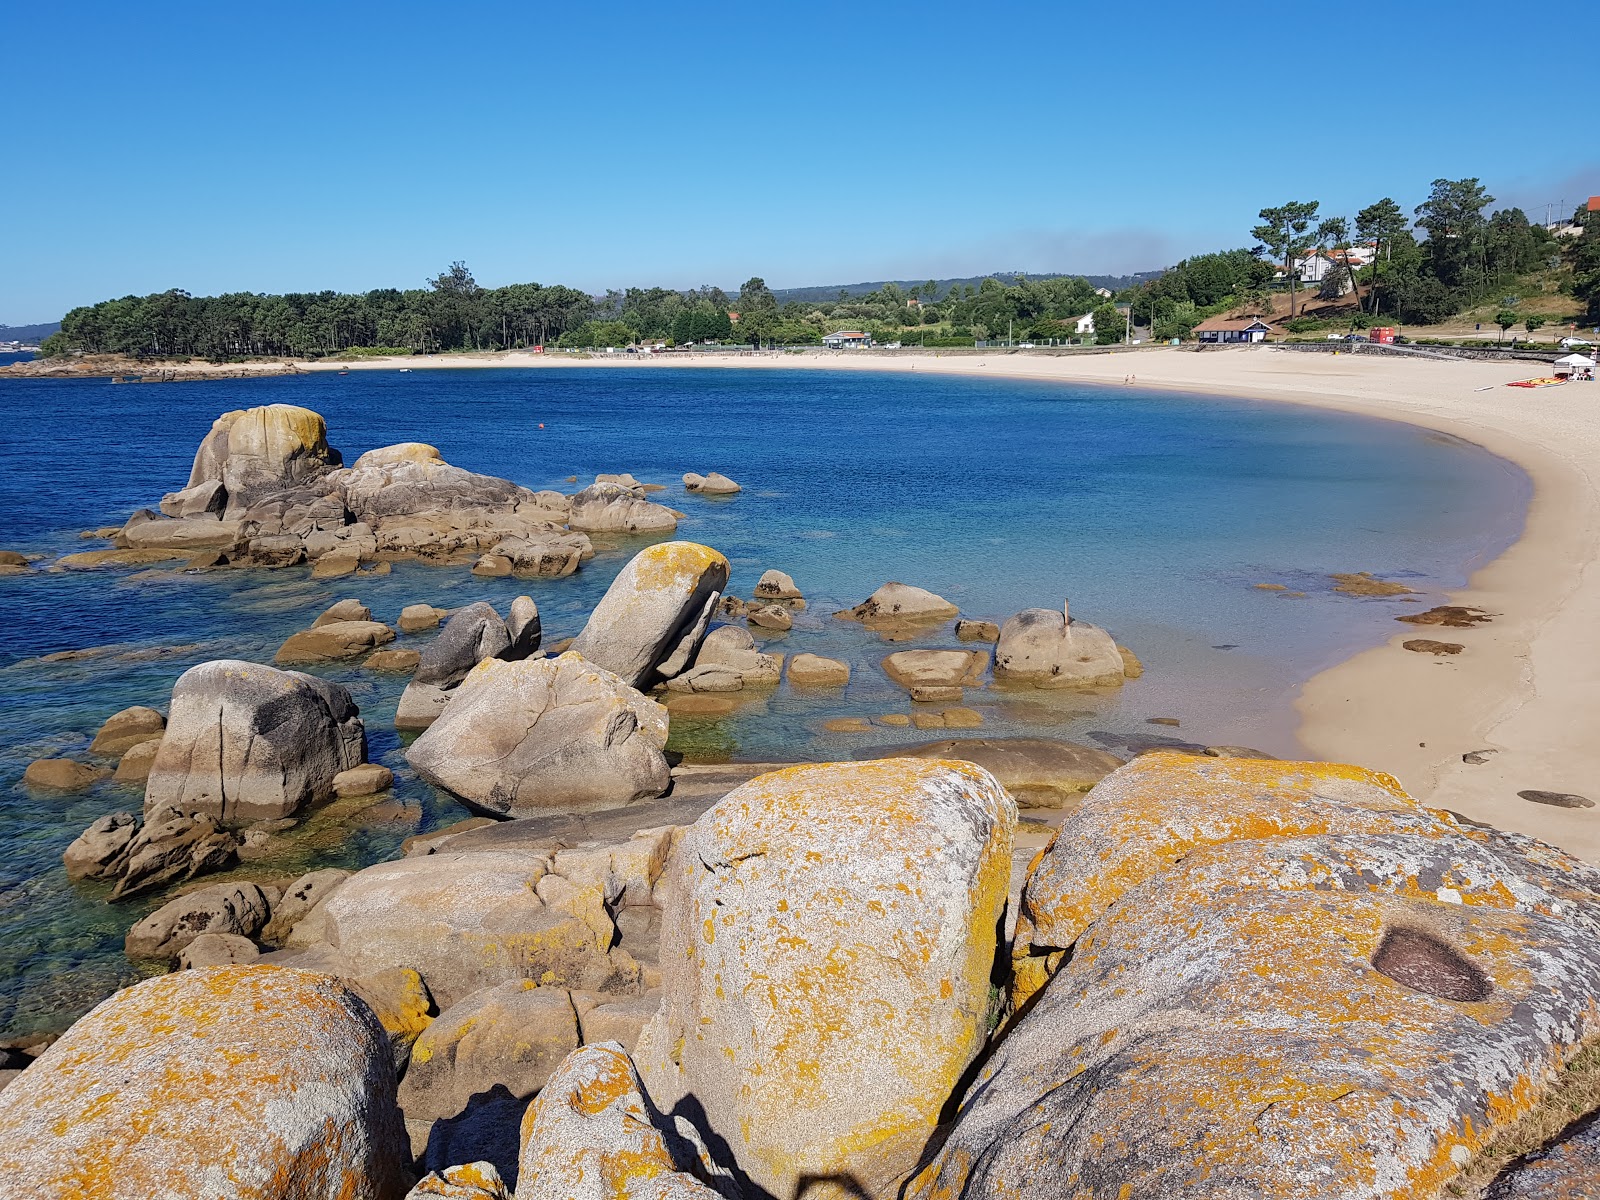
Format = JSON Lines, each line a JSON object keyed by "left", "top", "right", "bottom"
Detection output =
{"left": 1445, "top": 1036, "right": 1600, "bottom": 1197}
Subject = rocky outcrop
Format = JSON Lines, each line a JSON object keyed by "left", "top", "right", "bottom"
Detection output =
{"left": 566, "top": 483, "right": 678, "bottom": 534}
{"left": 144, "top": 660, "right": 366, "bottom": 822}
{"left": 636, "top": 760, "right": 1016, "bottom": 1200}
{"left": 836, "top": 581, "right": 959, "bottom": 626}
{"left": 407, "top": 654, "right": 670, "bottom": 818}
{"left": 515, "top": 1043, "right": 715, "bottom": 1200}
{"left": 881, "top": 648, "right": 988, "bottom": 694}
{"left": 911, "top": 752, "right": 1600, "bottom": 1199}
{"left": 866, "top": 736, "right": 1125, "bottom": 808}
{"left": 993, "top": 600, "right": 1129, "bottom": 688}
{"left": 398, "top": 981, "right": 581, "bottom": 1125}
{"left": 569, "top": 542, "right": 729, "bottom": 687}
{"left": 0, "top": 965, "right": 409, "bottom": 1199}
{"left": 114, "top": 409, "right": 613, "bottom": 574}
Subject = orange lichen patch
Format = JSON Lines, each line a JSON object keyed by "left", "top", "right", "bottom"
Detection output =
{"left": 0, "top": 965, "right": 408, "bottom": 1199}
{"left": 626, "top": 540, "right": 729, "bottom": 592}
{"left": 1019, "top": 752, "right": 1431, "bottom": 958}
{"left": 636, "top": 758, "right": 1015, "bottom": 1200}
{"left": 517, "top": 1044, "right": 714, "bottom": 1199}
{"left": 917, "top": 775, "right": 1600, "bottom": 1199}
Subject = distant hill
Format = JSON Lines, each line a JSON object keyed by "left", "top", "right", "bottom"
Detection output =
{"left": 0, "top": 322, "right": 60, "bottom": 343}
{"left": 769, "top": 271, "right": 1163, "bottom": 305}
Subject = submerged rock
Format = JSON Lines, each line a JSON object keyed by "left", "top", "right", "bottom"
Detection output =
{"left": 407, "top": 654, "right": 669, "bottom": 818}
{"left": 23, "top": 758, "right": 108, "bottom": 791}
{"left": 637, "top": 759, "right": 1015, "bottom": 1199}
{"left": 787, "top": 653, "right": 849, "bottom": 687}
{"left": 144, "top": 659, "right": 366, "bottom": 822}
{"left": 0, "top": 965, "right": 409, "bottom": 1199}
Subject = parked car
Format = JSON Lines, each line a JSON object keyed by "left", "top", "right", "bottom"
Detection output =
{"left": 1559, "top": 337, "right": 1593, "bottom": 349}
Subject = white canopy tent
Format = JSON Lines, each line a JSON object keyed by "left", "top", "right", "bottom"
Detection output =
{"left": 1553, "top": 353, "right": 1595, "bottom": 380}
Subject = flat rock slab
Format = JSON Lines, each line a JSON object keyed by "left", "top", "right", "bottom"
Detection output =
{"left": 1519, "top": 789, "right": 1596, "bottom": 809}
{"left": 862, "top": 736, "right": 1123, "bottom": 808}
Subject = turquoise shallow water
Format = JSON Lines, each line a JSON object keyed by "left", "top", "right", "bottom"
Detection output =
{"left": 0, "top": 366, "right": 1527, "bottom": 1034}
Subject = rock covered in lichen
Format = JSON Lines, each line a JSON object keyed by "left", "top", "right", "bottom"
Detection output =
{"left": 569, "top": 542, "right": 728, "bottom": 687}
{"left": 636, "top": 759, "right": 1015, "bottom": 1200}
{"left": 515, "top": 1043, "right": 715, "bottom": 1200}
{"left": 0, "top": 965, "right": 409, "bottom": 1199}
{"left": 911, "top": 752, "right": 1600, "bottom": 1199}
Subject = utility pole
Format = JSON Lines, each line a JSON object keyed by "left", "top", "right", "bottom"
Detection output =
{"left": 1124, "top": 307, "right": 1131, "bottom": 345}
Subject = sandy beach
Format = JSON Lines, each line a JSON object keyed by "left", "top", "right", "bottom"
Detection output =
{"left": 298, "top": 345, "right": 1600, "bottom": 862}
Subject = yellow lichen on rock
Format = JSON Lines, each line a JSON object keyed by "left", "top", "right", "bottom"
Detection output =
{"left": 515, "top": 1043, "right": 715, "bottom": 1200}
{"left": 0, "top": 964, "right": 409, "bottom": 1199}
{"left": 913, "top": 752, "right": 1600, "bottom": 1199}
{"left": 635, "top": 758, "right": 1016, "bottom": 1200}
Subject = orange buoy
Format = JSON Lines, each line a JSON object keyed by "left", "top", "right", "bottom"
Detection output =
{"left": 539, "top": 423, "right": 545, "bottom": 429}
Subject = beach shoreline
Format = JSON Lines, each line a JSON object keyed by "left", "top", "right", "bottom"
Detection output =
{"left": 293, "top": 345, "right": 1600, "bottom": 860}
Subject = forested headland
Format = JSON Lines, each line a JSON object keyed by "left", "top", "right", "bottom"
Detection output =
{"left": 38, "top": 177, "right": 1600, "bottom": 361}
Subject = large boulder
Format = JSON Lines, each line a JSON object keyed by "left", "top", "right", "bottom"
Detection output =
{"left": 515, "top": 1044, "right": 715, "bottom": 1200}
{"left": 0, "top": 965, "right": 409, "bottom": 1199}
{"left": 187, "top": 403, "right": 342, "bottom": 506}
{"left": 864, "top": 736, "right": 1125, "bottom": 808}
{"left": 406, "top": 654, "right": 670, "bottom": 818}
{"left": 992, "top": 601, "right": 1128, "bottom": 688}
{"left": 398, "top": 981, "right": 581, "bottom": 1124}
{"left": 566, "top": 483, "right": 678, "bottom": 534}
{"left": 569, "top": 542, "right": 729, "bottom": 687}
{"left": 144, "top": 660, "right": 367, "bottom": 822}
{"left": 319, "top": 849, "right": 643, "bottom": 1009}
{"left": 910, "top": 753, "right": 1600, "bottom": 1199}
{"left": 682, "top": 624, "right": 781, "bottom": 688}
{"left": 836, "top": 582, "right": 958, "bottom": 626}
{"left": 62, "top": 811, "right": 138, "bottom": 880}
{"left": 636, "top": 760, "right": 1016, "bottom": 1200}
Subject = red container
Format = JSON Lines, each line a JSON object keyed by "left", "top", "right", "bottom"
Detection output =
{"left": 1370, "top": 327, "right": 1396, "bottom": 345}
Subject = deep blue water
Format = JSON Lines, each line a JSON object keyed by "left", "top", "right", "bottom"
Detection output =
{"left": 0, "top": 366, "right": 1528, "bottom": 1034}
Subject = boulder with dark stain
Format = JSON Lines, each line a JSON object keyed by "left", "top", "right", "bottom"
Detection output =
{"left": 1404, "top": 638, "right": 1465, "bottom": 655}
{"left": 910, "top": 752, "right": 1600, "bottom": 1200}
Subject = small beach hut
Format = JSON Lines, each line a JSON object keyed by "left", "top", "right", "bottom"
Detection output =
{"left": 1554, "top": 353, "right": 1596, "bottom": 381}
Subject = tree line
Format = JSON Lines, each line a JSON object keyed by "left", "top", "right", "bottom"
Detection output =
{"left": 40, "top": 176, "right": 1600, "bottom": 360}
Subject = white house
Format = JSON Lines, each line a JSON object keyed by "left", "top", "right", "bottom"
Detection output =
{"left": 822, "top": 330, "right": 872, "bottom": 349}
{"left": 1193, "top": 317, "right": 1275, "bottom": 344}
{"left": 1075, "top": 313, "right": 1096, "bottom": 335}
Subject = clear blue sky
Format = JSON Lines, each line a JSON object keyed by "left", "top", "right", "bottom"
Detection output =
{"left": 2, "top": 0, "right": 1592, "bottom": 325}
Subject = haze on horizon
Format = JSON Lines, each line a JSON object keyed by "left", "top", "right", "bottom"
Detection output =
{"left": 1, "top": 0, "right": 1592, "bottom": 326}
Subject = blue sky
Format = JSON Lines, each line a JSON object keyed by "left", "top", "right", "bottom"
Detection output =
{"left": 2, "top": 0, "right": 1593, "bottom": 324}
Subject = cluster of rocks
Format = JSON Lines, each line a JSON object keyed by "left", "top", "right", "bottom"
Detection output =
{"left": 681, "top": 471, "right": 740, "bottom": 494}
{"left": 63, "top": 405, "right": 684, "bottom": 574}
{"left": 59, "top": 660, "right": 386, "bottom": 897}
{"left": 396, "top": 598, "right": 542, "bottom": 731}
{"left": 8, "top": 751, "right": 1600, "bottom": 1197}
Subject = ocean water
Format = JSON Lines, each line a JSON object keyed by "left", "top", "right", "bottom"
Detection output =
{"left": 0, "top": 366, "right": 1527, "bottom": 1034}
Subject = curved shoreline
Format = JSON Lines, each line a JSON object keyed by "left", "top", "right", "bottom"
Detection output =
{"left": 298, "top": 347, "right": 1600, "bottom": 862}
